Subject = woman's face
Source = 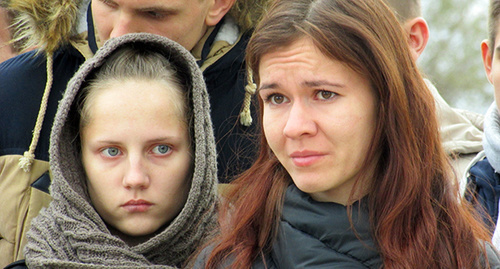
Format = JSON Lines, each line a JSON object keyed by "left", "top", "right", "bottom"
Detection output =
{"left": 258, "top": 37, "right": 378, "bottom": 205}
{"left": 81, "top": 78, "right": 192, "bottom": 237}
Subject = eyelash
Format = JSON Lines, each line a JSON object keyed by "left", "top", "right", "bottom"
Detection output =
{"left": 262, "top": 90, "right": 337, "bottom": 104}
{"left": 144, "top": 11, "right": 167, "bottom": 19}
{"left": 151, "top": 144, "right": 172, "bottom": 155}
{"left": 99, "top": 144, "right": 173, "bottom": 158}
{"left": 100, "top": 0, "right": 116, "bottom": 8}
{"left": 263, "top": 93, "right": 287, "bottom": 105}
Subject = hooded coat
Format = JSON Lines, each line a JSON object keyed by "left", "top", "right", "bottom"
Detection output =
{"left": 0, "top": 0, "right": 267, "bottom": 266}
{"left": 22, "top": 33, "right": 218, "bottom": 267}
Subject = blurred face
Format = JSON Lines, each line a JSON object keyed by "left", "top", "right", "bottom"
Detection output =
{"left": 92, "top": 0, "right": 214, "bottom": 51}
{"left": 81, "top": 79, "right": 192, "bottom": 237}
{"left": 0, "top": 7, "right": 16, "bottom": 63}
{"left": 259, "top": 38, "right": 378, "bottom": 205}
{"left": 482, "top": 27, "right": 500, "bottom": 110}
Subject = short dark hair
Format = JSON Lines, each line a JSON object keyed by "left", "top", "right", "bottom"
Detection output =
{"left": 488, "top": 0, "right": 500, "bottom": 54}
{"left": 383, "top": 0, "right": 421, "bottom": 22}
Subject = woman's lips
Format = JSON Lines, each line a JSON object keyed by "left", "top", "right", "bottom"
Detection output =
{"left": 290, "top": 151, "right": 325, "bottom": 167}
{"left": 121, "top": 199, "right": 153, "bottom": 213}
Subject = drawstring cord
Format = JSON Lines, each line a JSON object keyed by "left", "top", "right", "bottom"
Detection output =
{"left": 19, "top": 52, "right": 53, "bottom": 172}
{"left": 239, "top": 69, "right": 256, "bottom": 127}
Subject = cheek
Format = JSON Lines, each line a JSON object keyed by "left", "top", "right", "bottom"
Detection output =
{"left": 262, "top": 110, "right": 282, "bottom": 148}
{"left": 91, "top": 4, "right": 111, "bottom": 39}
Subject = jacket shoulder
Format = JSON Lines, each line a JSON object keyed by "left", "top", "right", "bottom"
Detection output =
{"left": 466, "top": 155, "right": 500, "bottom": 232}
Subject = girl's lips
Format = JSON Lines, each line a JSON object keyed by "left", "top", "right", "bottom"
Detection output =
{"left": 290, "top": 151, "right": 325, "bottom": 167}
{"left": 121, "top": 199, "right": 153, "bottom": 213}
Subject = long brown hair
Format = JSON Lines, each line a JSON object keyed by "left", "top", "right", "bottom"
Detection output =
{"left": 205, "top": 0, "right": 490, "bottom": 268}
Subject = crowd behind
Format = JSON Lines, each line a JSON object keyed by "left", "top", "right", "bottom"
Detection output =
{"left": 0, "top": 0, "right": 500, "bottom": 268}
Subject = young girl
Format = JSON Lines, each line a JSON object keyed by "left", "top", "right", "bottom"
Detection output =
{"left": 23, "top": 33, "right": 218, "bottom": 267}
{"left": 195, "top": 0, "right": 500, "bottom": 268}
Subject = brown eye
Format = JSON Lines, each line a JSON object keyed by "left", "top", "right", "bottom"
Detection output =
{"left": 317, "top": 90, "right": 336, "bottom": 100}
{"left": 271, "top": 94, "right": 286, "bottom": 104}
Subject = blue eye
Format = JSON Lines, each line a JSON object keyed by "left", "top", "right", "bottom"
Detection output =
{"left": 102, "top": 147, "right": 121, "bottom": 157}
{"left": 152, "top": 145, "right": 171, "bottom": 155}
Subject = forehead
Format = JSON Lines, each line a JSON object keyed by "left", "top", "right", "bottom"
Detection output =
{"left": 89, "top": 78, "right": 184, "bottom": 114}
{"left": 103, "top": 0, "right": 201, "bottom": 9}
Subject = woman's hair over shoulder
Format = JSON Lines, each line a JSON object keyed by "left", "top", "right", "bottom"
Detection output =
{"left": 204, "top": 0, "right": 492, "bottom": 268}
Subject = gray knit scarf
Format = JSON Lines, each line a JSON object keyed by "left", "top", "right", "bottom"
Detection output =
{"left": 24, "top": 33, "right": 218, "bottom": 268}
{"left": 483, "top": 102, "right": 500, "bottom": 173}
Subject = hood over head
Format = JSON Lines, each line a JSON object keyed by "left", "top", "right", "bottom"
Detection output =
{"left": 24, "top": 33, "right": 218, "bottom": 267}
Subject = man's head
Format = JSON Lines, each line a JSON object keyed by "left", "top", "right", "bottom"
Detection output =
{"left": 481, "top": 0, "right": 500, "bottom": 110}
{"left": 91, "top": 0, "right": 235, "bottom": 51}
{"left": 384, "top": 0, "right": 428, "bottom": 61}
{"left": 383, "top": 0, "right": 421, "bottom": 23}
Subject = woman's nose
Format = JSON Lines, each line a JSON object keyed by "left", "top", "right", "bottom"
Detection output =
{"left": 282, "top": 102, "right": 318, "bottom": 139}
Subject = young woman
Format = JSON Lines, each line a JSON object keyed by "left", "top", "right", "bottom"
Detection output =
{"left": 23, "top": 33, "right": 218, "bottom": 267}
{"left": 195, "top": 0, "right": 500, "bottom": 268}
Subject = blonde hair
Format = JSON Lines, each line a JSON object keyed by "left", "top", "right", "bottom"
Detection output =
{"left": 77, "top": 44, "right": 191, "bottom": 131}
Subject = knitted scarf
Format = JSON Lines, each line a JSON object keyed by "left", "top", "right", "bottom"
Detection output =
{"left": 24, "top": 33, "right": 218, "bottom": 268}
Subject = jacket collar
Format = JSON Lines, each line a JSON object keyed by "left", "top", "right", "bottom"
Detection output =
{"left": 483, "top": 102, "right": 500, "bottom": 173}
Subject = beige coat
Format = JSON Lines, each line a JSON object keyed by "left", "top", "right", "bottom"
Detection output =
{"left": 425, "top": 79, "right": 484, "bottom": 190}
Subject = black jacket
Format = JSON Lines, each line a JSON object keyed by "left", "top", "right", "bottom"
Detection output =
{"left": 466, "top": 156, "right": 500, "bottom": 233}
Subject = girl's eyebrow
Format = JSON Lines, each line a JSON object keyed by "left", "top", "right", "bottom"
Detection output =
{"left": 303, "top": 80, "right": 345, "bottom": 88}
{"left": 259, "top": 80, "right": 344, "bottom": 91}
{"left": 259, "top": 83, "right": 278, "bottom": 91}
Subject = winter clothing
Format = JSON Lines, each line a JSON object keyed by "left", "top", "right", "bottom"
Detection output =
{"left": 0, "top": 45, "right": 85, "bottom": 268}
{"left": 0, "top": 0, "right": 258, "bottom": 266}
{"left": 23, "top": 33, "right": 218, "bottom": 267}
{"left": 196, "top": 184, "right": 500, "bottom": 268}
{"left": 255, "top": 185, "right": 382, "bottom": 268}
{"left": 466, "top": 103, "right": 500, "bottom": 249}
{"left": 425, "top": 79, "right": 484, "bottom": 193}
{"left": 194, "top": 184, "right": 383, "bottom": 268}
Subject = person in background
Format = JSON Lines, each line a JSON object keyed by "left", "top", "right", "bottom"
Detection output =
{"left": 384, "top": 0, "right": 484, "bottom": 191}
{"left": 20, "top": 33, "right": 217, "bottom": 267}
{"left": 466, "top": 0, "right": 500, "bottom": 250}
{"left": 0, "top": 1, "right": 21, "bottom": 62}
{"left": 0, "top": 6, "right": 15, "bottom": 62}
{"left": 193, "top": 0, "right": 499, "bottom": 268}
{"left": 0, "top": 0, "right": 268, "bottom": 266}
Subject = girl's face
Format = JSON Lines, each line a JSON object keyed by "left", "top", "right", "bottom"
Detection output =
{"left": 81, "top": 79, "right": 192, "bottom": 237}
{"left": 258, "top": 37, "right": 378, "bottom": 205}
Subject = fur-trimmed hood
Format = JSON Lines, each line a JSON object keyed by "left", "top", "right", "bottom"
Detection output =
{"left": 5, "top": 0, "right": 270, "bottom": 54}
{"left": 6, "top": 0, "right": 89, "bottom": 53}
